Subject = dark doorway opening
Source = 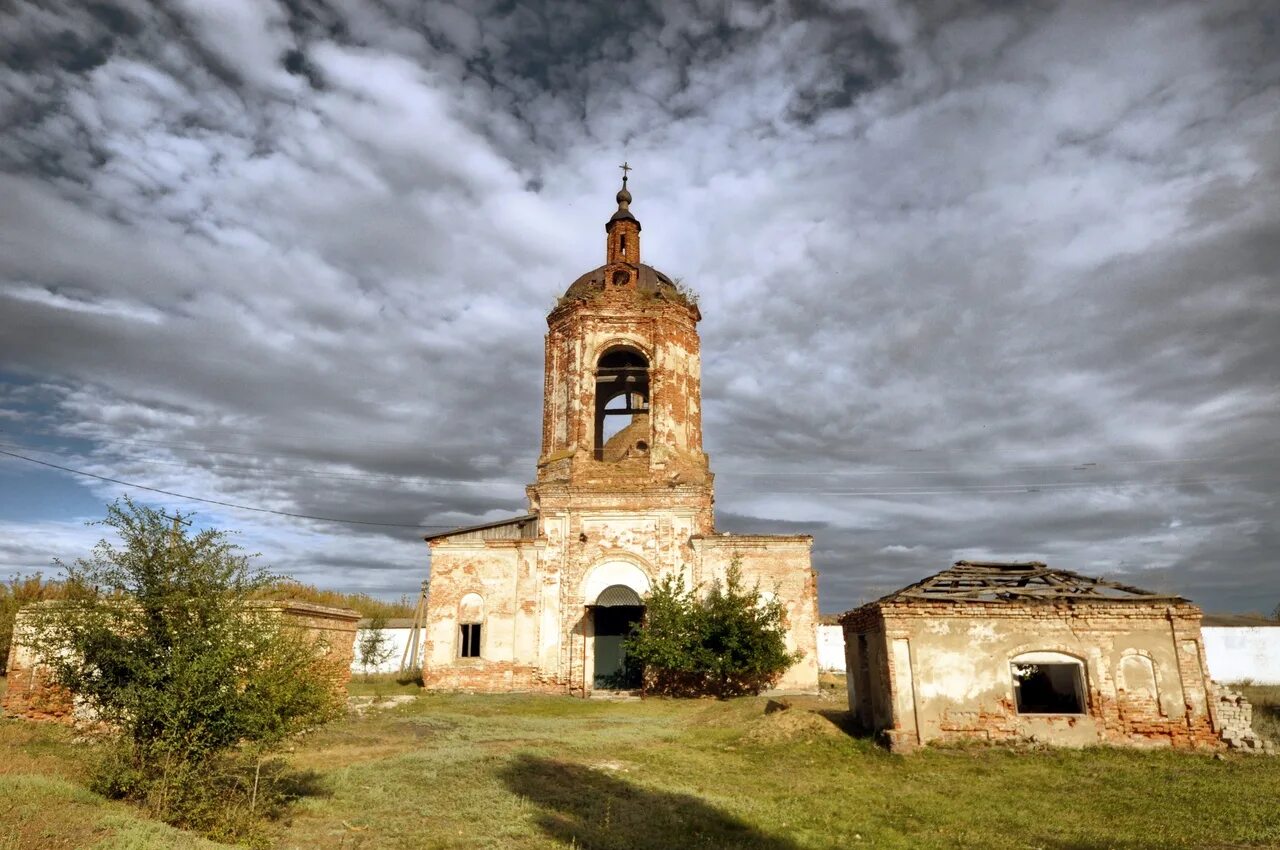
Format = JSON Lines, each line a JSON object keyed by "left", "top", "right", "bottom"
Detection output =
{"left": 593, "top": 605, "right": 644, "bottom": 689}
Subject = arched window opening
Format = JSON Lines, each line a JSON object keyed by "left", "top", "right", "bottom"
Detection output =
{"left": 620, "top": 234, "right": 627, "bottom": 258}
{"left": 594, "top": 347, "right": 649, "bottom": 461}
{"left": 1010, "top": 651, "right": 1085, "bottom": 715}
{"left": 459, "top": 592, "right": 484, "bottom": 659}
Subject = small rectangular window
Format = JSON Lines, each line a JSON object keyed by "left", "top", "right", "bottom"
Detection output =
{"left": 460, "top": 623, "right": 481, "bottom": 658}
{"left": 1011, "top": 662, "right": 1084, "bottom": 714}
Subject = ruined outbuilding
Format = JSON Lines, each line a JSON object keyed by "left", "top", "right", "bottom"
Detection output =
{"left": 2, "top": 600, "right": 360, "bottom": 724}
{"left": 420, "top": 176, "right": 819, "bottom": 694}
{"left": 841, "top": 561, "right": 1268, "bottom": 752}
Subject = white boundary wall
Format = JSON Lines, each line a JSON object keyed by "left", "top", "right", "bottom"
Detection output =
{"left": 818, "top": 624, "right": 845, "bottom": 672}
{"left": 351, "top": 627, "right": 418, "bottom": 674}
{"left": 1202, "top": 627, "right": 1280, "bottom": 685}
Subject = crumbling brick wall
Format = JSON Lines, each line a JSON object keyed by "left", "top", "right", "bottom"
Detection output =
{"left": 842, "top": 600, "right": 1225, "bottom": 751}
{"left": 421, "top": 199, "right": 820, "bottom": 696}
{"left": 2, "top": 600, "right": 360, "bottom": 724}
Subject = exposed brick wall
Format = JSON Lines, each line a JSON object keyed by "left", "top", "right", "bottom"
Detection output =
{"left": 841, "top": 600, "right": 1228, "bottom": 751}
{"left": 422, "top": 203, "right": 819, "bottom": 695}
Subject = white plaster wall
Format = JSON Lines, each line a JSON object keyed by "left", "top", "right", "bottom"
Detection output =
{"left": 818, "top": 624, "right": 846, "bottom": 672}
{"left": 351, "top": 627, "right": 418, "bottom": 674}
{"left": 1202, "top": 627, "right": 1280, "bottom": 684}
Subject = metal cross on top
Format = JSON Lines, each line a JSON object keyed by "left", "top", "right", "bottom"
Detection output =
{"left": 619, "top": 161, "right": 632, "bottom": 182}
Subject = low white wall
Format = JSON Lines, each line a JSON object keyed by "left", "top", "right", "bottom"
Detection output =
{"left": 818, "top": 624, "right": 846, "bottom": 672}
{"left": 351, "top": 627, "right": 419, "bottom": 674}
{"left": 1202, "top": 626, "right": 1280, "bottom": 685}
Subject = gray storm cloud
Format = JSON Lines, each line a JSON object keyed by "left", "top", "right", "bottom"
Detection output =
{"left": 0, "top": 0, "right": 1276, "bottom": 612}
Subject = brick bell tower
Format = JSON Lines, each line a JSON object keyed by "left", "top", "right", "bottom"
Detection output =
{"left": 421, "top": 167, "right": 818, "bottom": 695}
{"left": 528, "top": 167, "right": 714, "bottom": 534}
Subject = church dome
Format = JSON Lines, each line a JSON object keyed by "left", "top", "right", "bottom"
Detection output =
{"left": 562, "top": 263, "right": 692, "bottom": 307}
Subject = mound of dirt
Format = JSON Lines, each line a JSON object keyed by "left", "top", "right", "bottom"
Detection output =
{"left": 742, "top": 707, "right": 845, "bottom": 744}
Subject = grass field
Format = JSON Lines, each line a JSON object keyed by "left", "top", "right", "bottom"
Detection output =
{"left": 2, "top": 675, "right": 1279, "bottom": 850}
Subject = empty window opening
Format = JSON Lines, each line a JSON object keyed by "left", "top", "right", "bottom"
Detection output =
{"left": 620, "top": 234, "right": 627, "bottom": 257}
{"left": 1011, "top": 661, "right": 1085, "bottom": 714}
{"left": 595, "top": 347, "right": 649, "bottom": 461}
{"left": 459, "top": 623, "right": 482, "bottom": 658}
{"left": 611, "top": 269, "right": 629, "bottom": 286}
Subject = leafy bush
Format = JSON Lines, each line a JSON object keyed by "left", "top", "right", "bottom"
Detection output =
{"left": 357, "top": 614, "right": 396, "bottom": 676}
{"left": 623, "top": 561, "right": 801, "bottom": 697}
{"left": 26, "top": 497, "right": 342, "bottom": 841}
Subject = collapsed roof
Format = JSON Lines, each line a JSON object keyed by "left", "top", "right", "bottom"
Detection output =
{"left": 865, "top": 560, "right": 1187, "bottom": 605}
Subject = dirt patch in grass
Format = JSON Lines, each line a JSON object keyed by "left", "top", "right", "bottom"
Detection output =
{"left": 742, "top": 708, "right": 846, "bottom": 745}
{"left": 0, "top": 720, "right": 92, "bottom": 781}
{"left": 0, "top": 776, "right": 113, "bottom": 850}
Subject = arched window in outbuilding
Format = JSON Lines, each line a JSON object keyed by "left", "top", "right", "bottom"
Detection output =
{"left": 1010, "top": 651, "right": 1086, "bottom": 714}
{"left": 458, "top": 592, "right": 484, "bottom": 659}
{"left": 594, "top": 346, "right": 649, "bottom": 461}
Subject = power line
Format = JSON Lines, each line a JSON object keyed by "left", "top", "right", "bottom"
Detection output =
{"left": 0, "top": 448, "right": 458, "bottom": 529}
{"left": 0, "top": 440, "right": 518, "bottom": 488}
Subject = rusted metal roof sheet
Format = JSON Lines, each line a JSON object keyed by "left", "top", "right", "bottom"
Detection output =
{"left": 424, "top": 514, "right": 538, "bottom": 543}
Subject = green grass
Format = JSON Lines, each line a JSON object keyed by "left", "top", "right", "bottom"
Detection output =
{"left": 345, "top": 673, "right": 424, "bottom": 699}
{"left": 3, "top": 678, "right": 1280, "bottom": 849}
{"left": 1237, "top": 684, "right": 1280, "bottom": 743}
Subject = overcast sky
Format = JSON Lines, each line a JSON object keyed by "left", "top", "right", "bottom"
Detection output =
{"left": 1, "top": 0, "right": 1277, "bottom": 614}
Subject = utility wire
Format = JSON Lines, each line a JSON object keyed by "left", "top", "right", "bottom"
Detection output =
{"left": 0, "top": 448, "right": 457, "bottom": 529}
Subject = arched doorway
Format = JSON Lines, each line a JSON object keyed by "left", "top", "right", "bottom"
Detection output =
{"left": 590, "top": 584, "right": 644, "bottom": 689}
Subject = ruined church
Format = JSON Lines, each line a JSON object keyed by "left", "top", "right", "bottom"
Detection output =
{"left": 419, "top": 175, "right": 819, "bottom": 694}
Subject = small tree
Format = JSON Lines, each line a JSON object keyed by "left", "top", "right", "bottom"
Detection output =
{"left": 27, "top": 498, "right": 342, "bottom": 838}
{"left": 624, "top": 561, "right": 801, "bottom": 698}
{"left": 357, "top": 614, "right": 396, "bottom": 677}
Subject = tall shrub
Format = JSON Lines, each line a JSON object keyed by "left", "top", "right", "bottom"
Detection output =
{"left": 27, "top": 497, "right": 342, "bottom": 839}
{"left": 624, "top": 561, "right": 801, "bottom": 697}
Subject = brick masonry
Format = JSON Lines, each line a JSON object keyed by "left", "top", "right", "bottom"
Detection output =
{"left": 841, "top": 599, "right": 1268, "bottom": 752}
{"left": 421, "top": 187, "right": 820, "bottom": 694}
{"left": 2, "top": 600, "right": 360, "bottom": 724}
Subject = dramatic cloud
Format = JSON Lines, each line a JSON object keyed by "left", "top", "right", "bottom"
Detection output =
{"left": 1, "top": 0, "right": 1277, "bottom": 611}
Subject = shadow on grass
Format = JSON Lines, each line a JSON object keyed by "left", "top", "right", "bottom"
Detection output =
{"left": 812, "top": 707, "right": 886, "bottom": 749}
{"left": 500, "top": 753, "right": 802, "bottom": 850}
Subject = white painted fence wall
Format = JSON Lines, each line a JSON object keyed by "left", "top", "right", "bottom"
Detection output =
{"left": 816, "top": 624, "right": 1280, "bottom": 684}
{"left": 1202, "top": 627, "right": 1280, "bottom": 685}
{"left": 817, "top": 624, "right": 846, "bottom": 672}
{"left": 351, "top": 627, "right": 418, "bottom": 674}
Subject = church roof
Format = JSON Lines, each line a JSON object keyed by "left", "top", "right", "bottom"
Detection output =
{"left": 852, "top": 560, "right": 1188, "bottom": 608}
{"left": 424, "top": 514, "right": 538, "bottom": 543}
{"left": 563, "top": 263, "right": 693, "bottom": 307}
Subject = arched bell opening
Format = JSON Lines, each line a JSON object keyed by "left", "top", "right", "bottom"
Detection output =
{"left": 588, "top": 583, "right": 645, "bottom": 689}
{"left": 594, "top": 346, "right": 650, "bottom": 461}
